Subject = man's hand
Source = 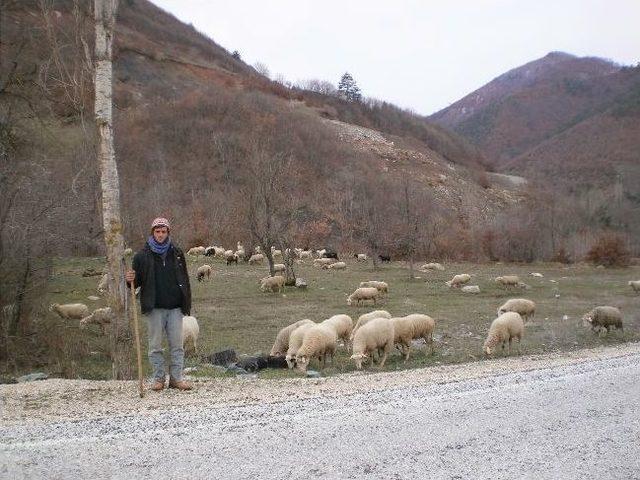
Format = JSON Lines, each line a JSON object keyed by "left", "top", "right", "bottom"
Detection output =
{"left": 125, "top": 270, "right": 135, "bottom": 284}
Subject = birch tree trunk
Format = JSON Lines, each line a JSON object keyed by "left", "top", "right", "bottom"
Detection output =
{"left": 94, "top": 0, "right": 132, "bottom": 380}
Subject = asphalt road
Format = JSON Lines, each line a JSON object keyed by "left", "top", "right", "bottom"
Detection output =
{"left": 2, "top": 353, "right": 639, "bottom": 480}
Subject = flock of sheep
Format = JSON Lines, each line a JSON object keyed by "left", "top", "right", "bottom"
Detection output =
{"left": 44, "top": 242, "right": 637, "bottom": 374}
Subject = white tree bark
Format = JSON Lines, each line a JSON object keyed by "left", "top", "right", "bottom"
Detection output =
{"left": 94, "top": 0, "right": 132, "bottom": 379}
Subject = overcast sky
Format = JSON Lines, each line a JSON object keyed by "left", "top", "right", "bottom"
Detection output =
{"left": 151, "top": 0, "right": 640, "bottom": 115}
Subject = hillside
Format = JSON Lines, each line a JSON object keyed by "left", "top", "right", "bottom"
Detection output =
{"left": 2, "top": 0, "right": 517, "bottom": 256}
{"left": 430, "top": 52, "right": 640, "bottom": 179}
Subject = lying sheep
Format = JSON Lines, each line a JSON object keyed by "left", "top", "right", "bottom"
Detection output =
{"left": 350, "top": 317, "right": 395, "bottom": 369}
{"left": 248, "top": 253, "right": 265, "bottom": 265}
{"left": 196, "top": 264, "right": 212, "bottom": 282}
{"left": 582, "top": 306, "right": 623, "bottom": 334}
{"left": 270, "top": 319, "right": 315, "bottom": 357}
{"left": 530, "top": 272, "right": 544, "bottom": 278}
{"left": 313, "top": 258, "right": 335, "bottom": 267}
{"left": 182, "top": 315, "right": 200, "bottom": 356}
{"left": 320, "top": 314, "right": 353, "bottom": 345}
{"left": 79, "top": 307, "right": 113, "bottom": 335}
{"left": 391, "top": 314, "right": 436, "bottom": 360}
{"left": 629, "top": 280, "right": 640, "bottom": 293}
{"left": 295, "top": 324, "right": 338, "bottom": 372}
{"left": 273, "top": 263, "right": 286, "bottom": 273}
{"left": 187, "top": 246, "right": 206, "bottom": 256}
{"left": 445, "top": 274, "right": 471, "bottom": 288}
{"left": 495, "top": 275, "right": 521, "bottom": 288}
{"left": 354, "top": 253, "right": 368, "bottom": 262}
{"left": 285, "top": 322, "right": 316, "bottom": 368}
{"left": 359, "top": 280, "right": 388, "bottom": 294}
{"left": 350, "top": 310, "right": 392, "bottom": 341}
{"left": 497, "top": 298, "right": 536, "bottom": 322}
{"left": 323, "top": 261, "right": 346, "bottom": 270}
{"left": 461, "top": 285, "right": 480, "bottom": 294}
{"left": 347, "top": 287, "right": 380, "bottom": 306}
{"left": 260, "top": 275, "right": 286, "bottom": 293}
{"left": 421, "top": 263, "right": 445, "bottom": 271}
{"left": 483, "top": 312, "right": 524, "bottom": 356}
{"left": 50, "top": 303, "right": 89, "bottom": 320}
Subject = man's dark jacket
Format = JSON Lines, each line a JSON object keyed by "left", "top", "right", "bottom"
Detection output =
{"left": 130, "top": 243, "right": 191, "bottom": 315}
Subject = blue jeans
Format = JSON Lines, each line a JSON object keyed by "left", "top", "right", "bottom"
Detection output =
{"left": 145, "top": 308, "right": 184, "bottom": 382}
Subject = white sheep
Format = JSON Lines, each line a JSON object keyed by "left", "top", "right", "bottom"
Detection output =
{"left": 421, "top": 262, "right": 445, "bottom": 271}
{"left": 359, "top": 280, "right": 388, "bottom": 294}
{"left": 461, "top": 285, "right": 480, "bottom": 294}
{"left": 530, "top": 272, "right": 544, "bottom": 278}
{"left": 187, "top": 246, "right": 206, "bottom": 256}
{"left": 196, "top": 264, "right": 212, "bottom": 282}
{"left": 323, "top": 261, "right": 347, "bottom": 270}
{"left": 79, "top": 307, "right": 113, "bottom": 335}
{"left": 270, "top": 319, "right": 315, "bottom": 357}
{"left": 295, "top": 324, "right": 338, "bottom": 372}
{"left": 391, "top": 314, "right": 436, "bottom": 360}
{"left": 628, "top": 280, "right": 640, "bottom": 293}
{"left": 182, "top": 315, "right": 200, "bottom": 356}
{"left": 224, "top": 249, "right": 235, "bottom": 259}
{"left": 285, "top": 322, "right": 316, "bottom": 368}
{"left": 495, "top": 275, "right": 521, "bottom": 288}
{"left": 483, "top": 312, "right": 524, "bottom": 356}
{"left": 347, "top": 287, "right": 380, "bottom": 306}
{"left": 50, "top": 303, "right": 89, "bottom": 320}
{"left": 445, "top": 274, "right": 471, "bottom": 288}
{"left": 213, "top": 246, "right": 226, "bottom": 257}
{"left": 272, "top": 249, "right": 282, "bottom": 258}
{"left": 320, "top": 314, "right": 353, "bottom": 345}
{"left": 582, "top": 306, "right": 623, "bottom": 334}
{"left": 248, "top": 253, "right": 265, "bottom": 265}
{"left": 354, "top": 253, "right": 368, "bottom": 262}
{"left": 350, "top": 317, "right": 395, "bottom": 369}
{"left": 313, "top": 258, "right": 335, "bottom": 267}
{"left": 350, "top": 310, "right": 392, "bottom": 341}
{"left": 497, "top": 298, "right": 536, "bottom": 322}
{"left": 298, "top": 250, "right": 313, "bottom": 260}
{"left": 260, "top": 275, "right": 286, "bottom": 293}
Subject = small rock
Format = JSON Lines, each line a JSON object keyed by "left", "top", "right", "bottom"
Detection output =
{"left": 562, "top": 315, "right": 569, "bottom": 321}
{"left": 306, "top": 370, "right": 321, "bottom": 378}
{"left": 295, "top": 278, "right": 308, "bottom": 289}
{"left": 183, "top": 367, "right": 198, "bottom": 374}
{"left": 81, "top": 267, "right": 103, "bottom": 277}
{"left": 17, "top": 372, "right": 48, "bottom": 383}
{"left": 87, "top": 295, "right": 100, "bottom": 301}
{"left": 225, "top": 365, "right": 249, "bottom": 375}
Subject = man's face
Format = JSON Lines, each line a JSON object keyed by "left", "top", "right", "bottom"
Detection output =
{"left": 153, "top": 226, "right": 169, "bottom": 243}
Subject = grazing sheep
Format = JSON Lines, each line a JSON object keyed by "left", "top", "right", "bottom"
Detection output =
{"left": 182, "top": 315, "right": 200, "bottom": 356}
{"left": 498, "top": 298, "right": 536, "bottom": 322}
{"left": 313, "top": 258, "right": 335, "bottom": 267}
{"left": 359, "top": 281, "right": 388, "bottom": 294}
{"left": 270, "top": 319, "right": 315, "bottom": 357}
{"left": 582, "top": 306, "right": 623, "bottom": 334}
{"left": 320, "top": 314, "right": 353, "bottom": 345}
{"left": 50, "top": 303, "right": 89, "bottom": 320}
{"left": 97, "top": 273, "right": 109, "bottom": 295}
{"left": 298, "top": 250, "right": 313, "bottom": 260}
{"left": 347, "top": 287, "right": 380, "bottom": 307}
{"left": 391, "top": 314, "right": 436, "bottom": 360}
{"left": 461, "top": 285, "right": 480, "bottom": 294}
{"left": 284, "top": 322, "right": 316, "bottom": 368}
{"left": 204, "top": 246, "right": 216, "bottom": 257}
{"left": 213, "top": 246, "right": 226, "bottom": 257}
{"left": 295, "top": 325, "right": 338, "bottom": 372}
{"left": 629, "top": 280, "right": 640, "bottom": 293}
{"left": 350, "top": 317, "right": 395, "bottom": 369}
{"left": 354, "top": 253, "right": 368, "bottom": 262}
{"left": 421, "top": 263, "right": 445, "bottom": 271}
{"left": 273, "top": 263, "right": 286, "bottom": 273}
{"left": 248, "top": 253, "right": 265, "bottom": 265}
{"left": 226, "top": 254, "right": 238, "bottom": 265}
{"left": 495, "top": 275, "right": 521, "bottom": 288}
{"left": 350, "top": 310, "right": 392, "bottom": 341}
{"left": 483, "top": 312, "right": 524, "bottom": 356}
{"left": 445, "top": 274, "right": 471, "bottom": 288}
{"left": 260, "top": 275, "right": 286, "bottom": 293}
{"left": 323, "top": 261, "right": 347, "bottom": 270}
{"left": 378, "top": 254, "right": 391, "bottom": 263}
{"left": 187, "top": 246, "right": 206, "bottom": 256}
{"left": 196, "top": 264, "right": 212, "bottom": 282}
{"left": 79, "top": 307, "right": 113, "bottom": 335}
{"left": 530, "top": 272, "right": 544, "bottom": 278}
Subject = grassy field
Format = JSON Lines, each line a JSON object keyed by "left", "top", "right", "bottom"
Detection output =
{"left": 43, "top": 255, "right": 640, "bottom": 380}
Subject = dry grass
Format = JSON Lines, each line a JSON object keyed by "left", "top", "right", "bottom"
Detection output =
{"left": 41, "top": 256, "right": 640, "bottom": 380}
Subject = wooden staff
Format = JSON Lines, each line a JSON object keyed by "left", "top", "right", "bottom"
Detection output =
{"left": 130, "top": 279, "right": 145, "bottom": 398}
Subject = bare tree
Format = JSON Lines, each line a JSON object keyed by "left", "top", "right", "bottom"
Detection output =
{"left": 94, "top": 0, "right": 132, "bottom": 379}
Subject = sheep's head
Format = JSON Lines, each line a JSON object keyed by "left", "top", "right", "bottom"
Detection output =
{"left": 49, "top": 303, "right": 59, "bottom": 312}
{"left": 346, "top": 296, "right": 353, "bottom": 306}
{"left": 494, "top": 277, "right": 502, "bottom": 283}
{"left": 582, "top": 312, "right": 594, "bottom": 327}
{"left": 497, "top": 308, "right": 505, "bottom": 316}
{"left": 350, "top": 352, "right": 368, "bottom": 369}
{"left": 285, "top": 355, "right": 295, "bottom": 369}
